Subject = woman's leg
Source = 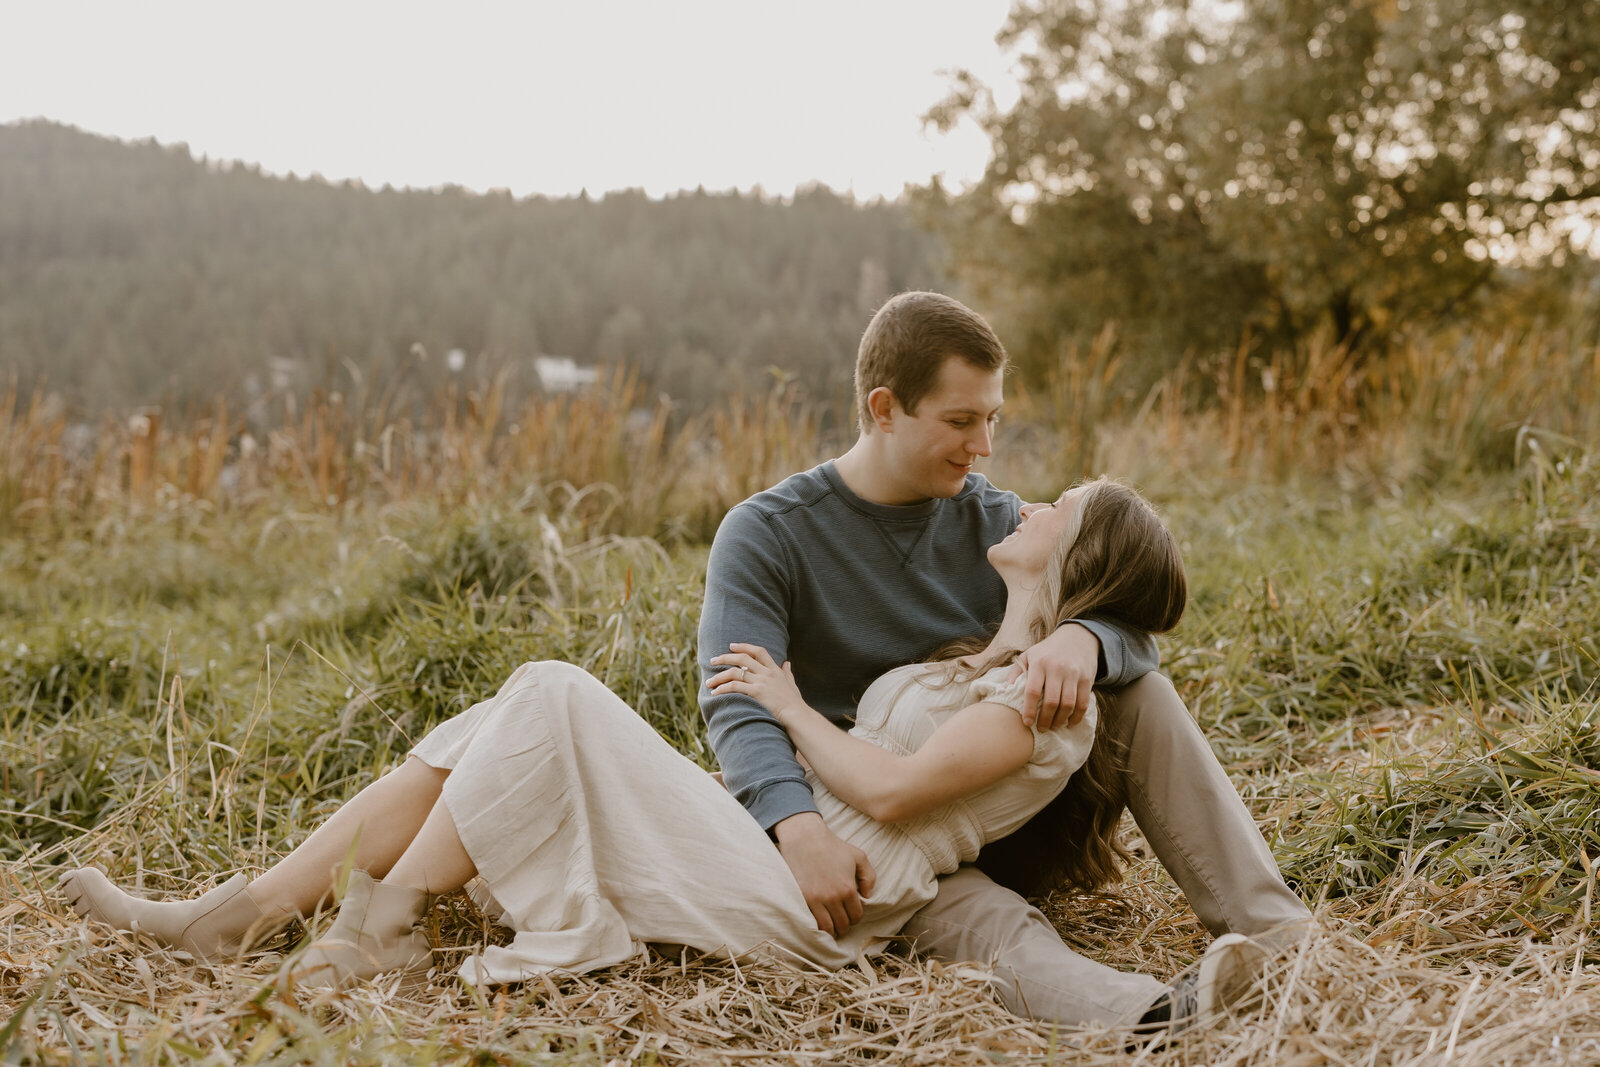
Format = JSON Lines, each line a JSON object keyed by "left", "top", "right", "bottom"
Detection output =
{"left": 293, "top": 779, "right": 477, "bottom": 985}
{"left": 380, "top": 791, "right": 476, "bottom": 895}
{"left": 247, "top": 756, "right": 450, "bottom": 915}
{"left": 64, "top": 756, "right": 450, "bottom": 957}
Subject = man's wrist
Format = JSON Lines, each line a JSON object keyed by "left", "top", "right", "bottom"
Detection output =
{"left": 1057, "top": 619, "right": 1097, "bottom": 642}
{"left": 772, "top": 811, "right": 828, "bottom": 844}
{"left": 1060, "top": 618, "right": 1109, "bottom": 680}
{"left": 751, "top": 778, "right": 822, "bottom": 837}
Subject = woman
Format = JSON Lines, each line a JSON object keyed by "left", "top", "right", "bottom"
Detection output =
{"left": 64, "top": 480, "right": 1230, "bottom": 999}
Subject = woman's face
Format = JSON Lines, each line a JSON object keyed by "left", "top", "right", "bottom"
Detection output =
{"left": 987, "top": 485, "right": 1087, "bottom": 583}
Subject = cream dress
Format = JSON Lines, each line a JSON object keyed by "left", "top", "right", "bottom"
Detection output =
{"left": 409, "top": 659, "right": 1095, "bottom": 984}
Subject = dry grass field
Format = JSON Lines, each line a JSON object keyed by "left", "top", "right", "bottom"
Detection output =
{"left": 4, "top": 331, "right": 1599, "bottom": 1064}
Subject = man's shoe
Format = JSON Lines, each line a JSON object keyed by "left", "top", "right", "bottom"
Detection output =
{"left": 1194, "top": 932, "right": 1269, "bottom": 1018}
{"left": 1127, "top": 933, "right": 1269, "bottom": 1050}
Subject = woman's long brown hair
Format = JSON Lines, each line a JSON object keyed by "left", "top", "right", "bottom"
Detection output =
{"left": 932, "top": 480, "right": 1187, "bottom": 897}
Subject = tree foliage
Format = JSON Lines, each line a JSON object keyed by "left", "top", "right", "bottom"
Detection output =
{"left": 924, "top": 0, "right": 1600, "bottom": 377}
{"left": 0, "top": 122, "right": 941, "bottom": 412}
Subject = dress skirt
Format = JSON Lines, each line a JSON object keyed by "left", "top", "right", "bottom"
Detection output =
{"left": 409, "top": 661, "right": 936, "bottom": 984}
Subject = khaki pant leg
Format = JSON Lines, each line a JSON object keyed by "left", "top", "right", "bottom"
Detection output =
{"left": 1107, "top": 672, "right": 1311, "bottom": 939}
{"left": 900, "top": 866, "right": 1166, "bottom": 1027}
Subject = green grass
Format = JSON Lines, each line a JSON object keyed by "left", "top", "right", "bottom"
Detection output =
{"left": 4, "top": 448, "right": 1600, "bottom": 1063}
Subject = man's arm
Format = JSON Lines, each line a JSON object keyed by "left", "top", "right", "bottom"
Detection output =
{"left": 698, "top": 505, "right": 876, "bottom": 937}
{"left": 1079, "top": 616, "right": 1160, "bottom": 685}
{"left": 1013, "top": 616, "right": 1159, "bottom": 730}
{"left": 699, "top": 505, "right": 814, "bottom": 826}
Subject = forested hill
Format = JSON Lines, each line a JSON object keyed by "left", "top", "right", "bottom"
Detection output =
{"left": 0, "top": 121, "right": 944, "bottom": 412}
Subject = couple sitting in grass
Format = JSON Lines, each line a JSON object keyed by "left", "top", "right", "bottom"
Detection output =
{"left": 64, "top": 292, "right": 1310, "bottom": 1039}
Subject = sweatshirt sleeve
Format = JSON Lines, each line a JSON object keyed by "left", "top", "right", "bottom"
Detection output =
{"left": 698, "top": 504, "right": 819, "bottom": 832}
{"left": 1071, "top": 617, "right": 1160, "bottom": 687}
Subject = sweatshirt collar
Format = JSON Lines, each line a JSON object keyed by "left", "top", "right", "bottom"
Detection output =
{"left": 820, "top": 460, "right": 955, "bottom": 521}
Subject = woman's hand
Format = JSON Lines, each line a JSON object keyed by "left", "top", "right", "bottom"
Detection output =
{"left": 708, "top": 643, "right": 807, "bottom": 724}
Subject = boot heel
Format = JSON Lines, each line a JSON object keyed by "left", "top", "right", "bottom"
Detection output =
{"left": 293, "top": 871, "right": 432, "bottom": 988}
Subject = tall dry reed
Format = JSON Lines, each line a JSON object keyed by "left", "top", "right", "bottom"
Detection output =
{"left": 4, "top": 328, "right": 1596, "bottom": 534}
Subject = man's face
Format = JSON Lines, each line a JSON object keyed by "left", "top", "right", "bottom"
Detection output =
{"left": 878, "top": 356, "right": 1005, "bottom": 503}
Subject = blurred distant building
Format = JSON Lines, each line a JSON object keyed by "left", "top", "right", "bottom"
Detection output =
{"left": 534, "top": 355, "right": 599, "bottom": 393}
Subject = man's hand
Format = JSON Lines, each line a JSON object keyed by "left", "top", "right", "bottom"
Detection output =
{"left": 772, "top": 812, "right": 876, "bottom": 937}
{"left": 1008, "top": 622, "right": 1100, "bottom": 730}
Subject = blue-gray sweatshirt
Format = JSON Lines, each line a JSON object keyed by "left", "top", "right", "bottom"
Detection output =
{"left": 697, "top": 461, "right": 1159, "bottom": 832}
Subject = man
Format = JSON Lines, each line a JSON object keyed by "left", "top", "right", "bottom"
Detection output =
{"left": 697, "top": 292, "right": 1308, "bottom": 1030}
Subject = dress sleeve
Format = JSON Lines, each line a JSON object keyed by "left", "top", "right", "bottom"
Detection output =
{"left": 966, "top": 669, "right": 1033, "bottom": 723}
{"left": 968, "top": 668, "right": 1097, "bottom": 776}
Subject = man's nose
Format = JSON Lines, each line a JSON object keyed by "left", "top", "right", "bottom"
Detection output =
{"left": 968, "top": 422, "right": 993, "bottom": 458}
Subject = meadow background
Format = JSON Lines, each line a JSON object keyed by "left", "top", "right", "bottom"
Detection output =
{"left": 5, "top": 1, "right": 1600, "bottom": 1061}
{"left": 4, "top": 330, "right": 1599, "bottom": 1064}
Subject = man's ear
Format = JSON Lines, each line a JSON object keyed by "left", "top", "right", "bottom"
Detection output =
{"left": 866, "top": 386, "right": 898, "bottom": 433}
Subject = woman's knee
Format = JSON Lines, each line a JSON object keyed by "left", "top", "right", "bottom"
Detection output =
{"left": 401, "top": 755, "right": 449, "bottom": 785}
{"left": 517, "top": 659, "right": 599, "bottom": 688}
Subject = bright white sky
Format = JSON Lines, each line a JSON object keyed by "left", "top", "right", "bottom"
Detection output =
{"left": 2, "top": 0, "right": 1020, "bottom": 201}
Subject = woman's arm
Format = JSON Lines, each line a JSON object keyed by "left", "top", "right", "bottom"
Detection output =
{"left": 709, "top": 644, "right": 1034, "bottom": 823}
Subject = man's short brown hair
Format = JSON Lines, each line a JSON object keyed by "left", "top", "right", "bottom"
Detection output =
{"left": 855, "top": 292, "right": 1007, "bottom": 431}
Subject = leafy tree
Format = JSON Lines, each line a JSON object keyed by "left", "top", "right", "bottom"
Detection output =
{"left": 923, "top": 0, "right": 1600, "bottom": 377}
